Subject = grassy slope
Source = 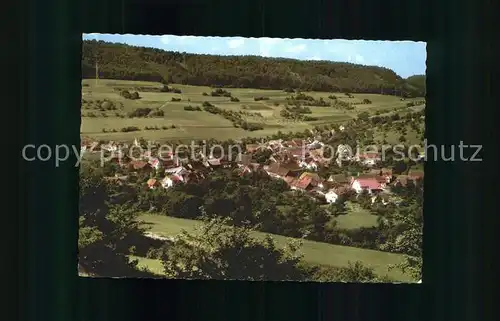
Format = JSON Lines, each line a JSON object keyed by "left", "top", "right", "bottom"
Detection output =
{"left": 81, "top": 79, "right": 421, "bottom": 142}
{"left": 136, "top": 213, "right": 412, "bottom": 281}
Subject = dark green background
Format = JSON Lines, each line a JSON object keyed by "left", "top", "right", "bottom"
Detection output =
{"left": 18, "top": 0, "right": 492, "bottom": 320}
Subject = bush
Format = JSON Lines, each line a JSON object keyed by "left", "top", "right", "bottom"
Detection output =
{"left": 148, "top": 109, "right": 165, "bottom": 117}
{"left": 128, "top": 108, "right": 152, "bottom": 118}
{"left": 202, "top": 92, "right": 208, "bottom": 96}
{"left": 211, "top": 88, "right": 232, "bottom": 97}
{"left": 230, "top": 96, "right": 240, "bottom": 102}
{"left": 202, "top": 101, "right": 214, "bottom": 107}
{"left": 120, "top": 90, "right": 141, "bottom": 100}
{"left": 184, "top": 105, "right": 202, "bottom": 111}
{"left": 121, "top": 126, "right": 140, "bottom": 132}
{"left": 283, "top": 88, "right": 295, "bottom": 93}
{"left": 171, "top": 97, "right": 181, "bottom": 102}
{"left": 362, "top": 98, "right": 372, "bottom": 104}
{"left": 254, "top": 96, "right": 269, "bottom": 101}
{"left": 160, "top": 85, "right": 182, "bottom": 93}
{"left": 328, "top": 95, "right": 337, "bottom": 99}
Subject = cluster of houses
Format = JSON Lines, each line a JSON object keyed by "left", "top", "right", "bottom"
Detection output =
{"left": 82, "top": 136, "right": 424, "bottom": 205}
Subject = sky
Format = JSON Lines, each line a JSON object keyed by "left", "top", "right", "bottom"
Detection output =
{"left": 83, "top": 34, "right": 426, "bottom": 78}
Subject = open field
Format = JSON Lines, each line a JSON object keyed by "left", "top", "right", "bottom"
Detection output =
{"left": 81, "top": 79, "right": 422, "bottom": 142}
{"left": 333, "top": 202, "right": 379, "bottom": 230}
{"left": 136, "top": 213, "right": 412, "bottom": 281}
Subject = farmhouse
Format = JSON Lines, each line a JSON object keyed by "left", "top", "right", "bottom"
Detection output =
{"left": 264, "top": 162, "right": 292, "bottom": 179}
{"left": 351, "top": 176, "right": 386, "bottom": 194}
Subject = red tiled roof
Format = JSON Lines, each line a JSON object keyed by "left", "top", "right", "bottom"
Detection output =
{"left": 246, "top": 144, "right": 259, "bottom": 152}
{"left": 292, "top": 176, "right": 313, "bottom": 190}
{"left": 147, "top": 178, "right": 157, "bottom": 186}
{"left": 171, "top": 174, "right": 183, "bottom": 182}
{"left": 354, "top": 178, "right": 384, "bottom": 190}
{"left": 130, "top": 160, "right": 149, "bottom": 169}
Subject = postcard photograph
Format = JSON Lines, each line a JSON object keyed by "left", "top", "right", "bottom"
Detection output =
{"left": 78, "top": 34, "right": 425, "bottom": 282}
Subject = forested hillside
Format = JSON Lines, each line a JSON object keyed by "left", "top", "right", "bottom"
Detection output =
{"left": 82, "top": 40, "right": 426, "bottom": 97}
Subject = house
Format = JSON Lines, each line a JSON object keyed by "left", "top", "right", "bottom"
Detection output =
{"left": 203, "top": 158, "right": 222, "bottom": 168}
{"left": 164, "top": 165, "right": 188, "bottom": 176}
{"left": 298, "top": 157, "right": 319, "bottom": 171}
{"left": 286, "top": 147, "right": 309, "bottom": 160}
{"left": 351, "top": 176, "right": 386, "bottom": 194}
{"left": 128, "top": 160, "right": 153, "bottom": 173}
{"left": 264, "top": 161, "right": 302, "bottom": 179}
{"left": 307, "top": 140, "right": 323, "bottom": 150}
{"left": 161, "top": 174, "right": 184, "bottom": 189}
{"left": 292, "top": 139, "right": 305, "bottom": 147}
{"left": 327, "top": 173, "right": 350, "bottom": 185}
{"left": 283, "top": 140, "right": 297, "bottom": 148}
{"left": 357, "top": 152, "right": 380, "bottom": 166}
{"left": 365, "top": 168, "right": 393, "bottom": 183}
{"left": 147, "top": 178, "right": 159, "bottom": 189}
{"left": 162, "top": 157, "right": 180, "bottom": 169}
{"left": 264, "top": 162, "right": 292, "bottom": 179}
{"left": 290, "top": 176, "right": 313, "bottom": 191}
{"left": 148, "top": 157, "right": 162, "bottom": 170}
{"left": 298, "top": 172, "right": 323, "bottom": 188}
{"left": 245, "top": 144, "right": 260, "bottom": 153}
{"left": 325, "top": 189, "right": 339, "bottom": 204}
{"left": 309, "top": 149, "right": 324, "bottom": 162}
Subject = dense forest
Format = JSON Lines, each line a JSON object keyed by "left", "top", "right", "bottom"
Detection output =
{"left": 82, "top": 40, "right": 426, "bottom": 97}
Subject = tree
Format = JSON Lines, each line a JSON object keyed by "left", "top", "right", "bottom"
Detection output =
{"left": 382, "top": 201, "right": 423, "bottom": 281}
{"left": 158, "top": 215, "right": 308, "bottom": 281}
{"left": 78, "top": 166, "right": 154, "bottom": 277}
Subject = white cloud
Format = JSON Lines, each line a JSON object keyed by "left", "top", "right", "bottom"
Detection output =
{"left": 160, "top": 35, "right": 198, "bottom": 46}
{"left": 227, "top": 38, "right": 245, "bottom": 49}
{"left": 355, "top": 54, "right": 364, "bottom": 63}
{"left": 160, "top": 36, "right": 170, "bottom": 45}
{"left": 260, "top": 49, "right": 271, "bottom": 57}
{"left": 307, "top": 56, "right": 322, "bottom": 61}
{"left": 286, "top": 44, "right": 307, "bottom": 53}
